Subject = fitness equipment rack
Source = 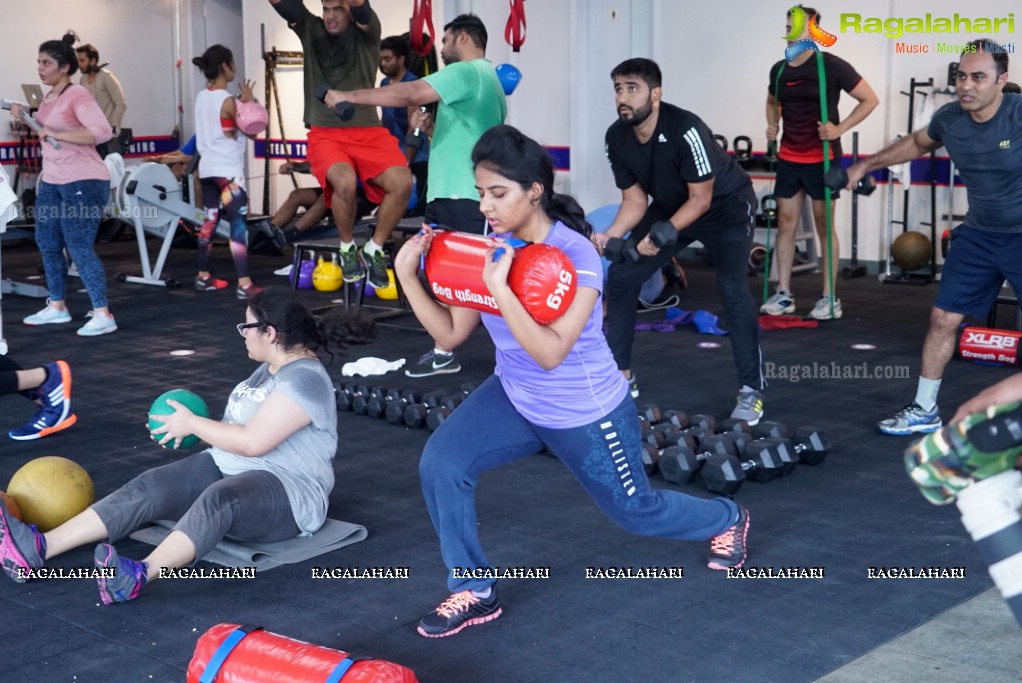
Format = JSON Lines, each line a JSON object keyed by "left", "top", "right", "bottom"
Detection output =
{"left": 881, "top": 77, "right": 937, "bottom": 285}
{"left": 260, "top": 24, "right": 303, "bottom": 216}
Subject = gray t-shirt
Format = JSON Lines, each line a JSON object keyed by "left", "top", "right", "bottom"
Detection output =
{"left": 928, "top": 94, "right": 1022, "bottom": 232}
{"left": 210, "top": 359, "right": 337, "bottom": 535}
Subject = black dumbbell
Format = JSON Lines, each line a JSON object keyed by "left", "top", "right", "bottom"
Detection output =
{"left": 604, "top": 237, "right": 641, "bottom": 264}
{"left": 823, "top": 166, "right": 876, "bottom": 195}
{"left": 384, "top": 390, "right": 423, "bottom": 425}
{"left": 780, "top": 427, "right": 831, "bottom": 466}
{"left": 640, "top": 443, "right": 661, "bottom": 475}
{"left": 732, "top": 135, "right": 753, "bottom": 165}
{"left": 659, "top": 410, "right": 689, "bottom": 429}
{"left": 426, "top": 406, "right": 452, "bottom": 432}
{"left": 640, "top": 404, "right": 663, "bottom": 424}
{"left": 334, "top": 383, "right": 357, "bottom": 411}
{"left": 763, "top": 140, "right": 779, "bottom": 165}
{"left": 351, "top": 386, "right": 386, "bottom": 416}
{"left": 719, "top": 418, "right": 751, "bottom": 435}
{"left": 751, "top": 420, "right": 791, "bottom": 440}
{"left": 405, "top": 105, "right": 428, "bottom": 149}
{"left": 688, "top": 414, "right": 717, "bottom": 433}
{"left": 658, "top": 434, "right": 738, "bottom": 484}
{"left": 648, "top": 220, "right": 677, "bottom": 250}
{"left": 366, "top": 387, "right": 410, "bottom": 419}
{"left": 314, "top": 83, "right": 355, "bottom": 121}
{"left": 403, "top": 391, "right": 447, "bottom": 428}
{"left": 700, "top": 449, "right": 788, "bottom": 495}
{"left": 742, "top": 438, "right": 799, "bottom": 475}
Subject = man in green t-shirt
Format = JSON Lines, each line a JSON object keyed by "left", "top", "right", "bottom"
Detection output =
{"left": 324, "top": 14, "right": 507, "bottom": 377}
{"left": 269, "top": 0, "right": 413, "bottom": 289}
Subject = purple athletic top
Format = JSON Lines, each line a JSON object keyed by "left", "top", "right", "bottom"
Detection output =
{"left": 481, "top": 221, "right": 630, "bottom": 428}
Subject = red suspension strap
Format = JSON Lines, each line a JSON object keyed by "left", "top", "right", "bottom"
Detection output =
{"left": 505, "top": 0, "right": 527, "bottom": 52}
{"left": 410, "top": 0, "right": 436, "bottom": 59}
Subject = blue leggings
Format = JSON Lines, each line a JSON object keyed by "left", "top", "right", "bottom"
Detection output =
{"left": 198, "top": 177, "right": 249, "bottom": 278}
{"left": 34, "top": 179, "right": 111, "bottom": 307}
{"left": 420, "top": 375, "right": 740, "bottom": 592}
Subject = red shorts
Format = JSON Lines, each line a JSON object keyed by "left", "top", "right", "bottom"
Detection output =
{"left": 307, "top": 126, "right": 407, "bottom": 207}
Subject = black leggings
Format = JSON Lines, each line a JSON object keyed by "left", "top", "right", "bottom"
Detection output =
{"left": 605, "top": 185, "right": 764, "bottom": 390}
{"left": 0, "top": 355, "right": 24, "bottom": 396}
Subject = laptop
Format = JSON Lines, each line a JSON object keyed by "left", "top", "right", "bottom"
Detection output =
{"left": 21, "top": 84, "right": 44, "bottom": 109}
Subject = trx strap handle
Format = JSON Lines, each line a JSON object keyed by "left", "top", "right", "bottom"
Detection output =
{"left": 505, "top": 0, "right": 527, "bottom": 52}
{"left": 410, "top": 0, "right": 436, "bottom": 58}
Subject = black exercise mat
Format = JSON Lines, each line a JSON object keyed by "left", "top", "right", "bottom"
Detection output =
{"left": 0, "top": 233, "right": 1014, "bottom": 682}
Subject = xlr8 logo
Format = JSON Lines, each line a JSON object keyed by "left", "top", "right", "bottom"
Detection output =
{"left": 784, "top": 6, "right": 838, "bottom": 63}
{"left": 964, "top": 330, "right": 1019, "bottom": 350}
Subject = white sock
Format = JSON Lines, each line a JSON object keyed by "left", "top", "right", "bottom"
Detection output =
{"left": 914, "top": 377, "right": 941, "bottom": 411}
{"left": 472, "top": 587, "right": 491, "bottom": 599}
{"left": 363, "top": 240, "right": 381, "bottom": 256}
{"left": 339, "top": 240, "right": 355, "bottom": 251}
{"left": 434, "top": 348, "right": 452, "bottom": 356}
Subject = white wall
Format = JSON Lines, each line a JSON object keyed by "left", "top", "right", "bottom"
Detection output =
{"left": 0, "top": 0, "right": 177, "bottom": 140}
{"left": 7, "top": 0, "right": 1019, "bottom": 269}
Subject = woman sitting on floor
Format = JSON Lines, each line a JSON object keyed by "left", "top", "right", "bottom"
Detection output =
{"left": 0, "top": 287, "right": 374, "bottom": 603}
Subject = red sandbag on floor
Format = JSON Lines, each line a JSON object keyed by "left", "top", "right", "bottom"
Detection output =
{"left": 187, "top": 623, "right": 419, "bottom": 683}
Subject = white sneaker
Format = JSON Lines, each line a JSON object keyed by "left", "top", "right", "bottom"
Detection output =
{"left": 808, "top": 296, "right": 843, "bottom": 320}
{"left": 760, "top": 290, "right": 795, "bottom": 316}
{"left": 24, "top": 300, "right": 72, "bottom": 325}
{"left": 77, "top": 311, "right": 118, "bottom": 336}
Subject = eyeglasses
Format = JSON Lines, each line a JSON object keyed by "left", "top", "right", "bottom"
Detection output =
{"left": 236, "top": 322, "right": 266, "bottom": 337}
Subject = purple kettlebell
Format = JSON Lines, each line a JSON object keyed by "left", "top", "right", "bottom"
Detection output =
{"left": 297, "top": 251, "right": 315, "bottom": 290}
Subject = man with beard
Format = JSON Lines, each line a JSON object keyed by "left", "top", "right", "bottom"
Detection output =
{"left": 76, "top": 44, "right": 127, "bottom": 157}
{"left": 594, "top": 58, "right": 766, "bottom": 424}
{"left": 324, "top": 14, "right": 506, "bottom": 378}
{"left": 269, "top": 0, "right": 413, "bottom": 289}
{"left": 842, "top": 43, "right": 1022, "bottom": 436}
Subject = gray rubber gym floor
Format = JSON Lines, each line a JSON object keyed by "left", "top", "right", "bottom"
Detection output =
{"left": 0, "top": 230, "right": 1020, "bottom": 682}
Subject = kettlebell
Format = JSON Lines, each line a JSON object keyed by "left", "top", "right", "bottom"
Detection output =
{"left": 733, "top": 136, "right": 753, "bottom": 165}
{"left": 712, "top": 134, "right": 729, "bottom": 152}
{"left": 313, "top": 254, "right": 343, "bottom": 292}
{"left": 761, "top": 194, "right": 779, "bottom": 223}
{"left": 296, "top": 251, "right": 316, "bottom": 290}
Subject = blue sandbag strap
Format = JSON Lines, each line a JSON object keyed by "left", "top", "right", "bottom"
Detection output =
{"left": 325, "top": 657, "right": 357, "bottom": 683}
{"left": 199, "top": 625, "right": 263, "bottom": 683}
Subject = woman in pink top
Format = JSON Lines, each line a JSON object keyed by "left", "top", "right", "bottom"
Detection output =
{"left": 9, "top": 32, "right": 117, "bottom": 336}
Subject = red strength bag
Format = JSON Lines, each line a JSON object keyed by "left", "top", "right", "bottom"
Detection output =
{"left": 957, "top": 325, "right": 1021, "bottom": 366}
{"left": 187, "top": 623, "right": 419, "bottom": 683}
{"left": 423, "top": 230, "right": 577, "bottom": 325}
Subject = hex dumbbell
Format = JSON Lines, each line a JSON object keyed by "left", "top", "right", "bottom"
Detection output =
{"left": 699, "top": 450, "right": 788, "bottom": 495}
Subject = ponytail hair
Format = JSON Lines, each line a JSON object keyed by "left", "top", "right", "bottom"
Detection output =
{"left": 472, "top": 125, "right": 592, "bottom": 238}
{"left": 247, "top": 287, "right": 376, "bottom": 363}
{"left": 39, "top": 31, "right": 80, "bottom": 76}
{"left": 192, "top": 44, "right": 234, "bottom": 81}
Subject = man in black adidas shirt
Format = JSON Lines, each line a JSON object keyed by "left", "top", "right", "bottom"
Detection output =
{"left": 594, "top": 58, "right": 766, "bottom": 424}
{"left": 842, "top": 42, "right": 1022, "bottom": 436}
